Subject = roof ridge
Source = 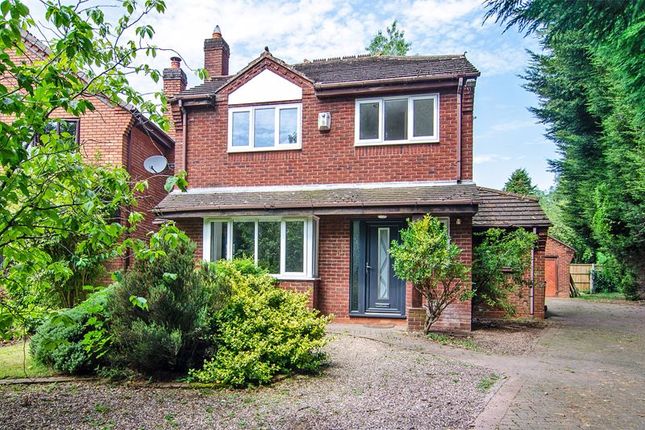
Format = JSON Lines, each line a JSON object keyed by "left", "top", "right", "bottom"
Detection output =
{"left": 296, "top": 53, "right": 466, "bottom": 65}
{"left": 476, "top": 186, "right": 541, "bottom": 202}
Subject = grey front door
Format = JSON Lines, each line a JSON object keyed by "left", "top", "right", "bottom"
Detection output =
{"left": 364, "top": 222, "right": 406, "bottom": 315}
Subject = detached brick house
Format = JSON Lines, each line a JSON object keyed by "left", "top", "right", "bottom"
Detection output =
{"left": 2, "top": 33, "right": 175, "bottom": 271}
{"left": 157, "top": 28, "right": 550, "bottom": 331}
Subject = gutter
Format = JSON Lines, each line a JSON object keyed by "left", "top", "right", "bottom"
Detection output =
{"left": 313, "top": 72, "right": 480, "bottom": 90}
{"left": 456, "top": 77, "right": 464, "bottom": 183}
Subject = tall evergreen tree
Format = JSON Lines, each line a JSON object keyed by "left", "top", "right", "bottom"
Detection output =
{"left": 485, "top": 0, "right": 645, "bottom": 297}
{"left": 366, "top": 20, "right": 411, "bottom": 56}
{"left": 503, "top": 168, "right": 538, "bottom": 196}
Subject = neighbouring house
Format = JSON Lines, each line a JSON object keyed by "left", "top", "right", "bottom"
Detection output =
{"left": 156, "top": 27, "right": 550, "bottom": 331}
{"left": 545, "top": 236, "right": 575, "bottom": 298}
{"left": 2, "top": 33, "right": 175, "bottom": 273}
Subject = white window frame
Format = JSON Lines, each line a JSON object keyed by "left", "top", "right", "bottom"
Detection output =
{"left": 202, "top": 216, "right": 318, "bottom": 280}
{"left": 228, "top": 103, "right": 302, "bottom": 153}
{"left": 354, "top": 94, "right": 440, "bottom": 146}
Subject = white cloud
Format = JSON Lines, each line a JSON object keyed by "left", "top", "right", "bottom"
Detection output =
{"left": 473, "top": 153, "right": 512, "bottom": 165}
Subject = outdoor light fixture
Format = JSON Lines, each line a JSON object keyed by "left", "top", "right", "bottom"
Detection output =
{"left": 456, "top": 218, "right": 462, "bottom": 225}
{"left": 378, "top": 215, "right": 387, "bottom": 219}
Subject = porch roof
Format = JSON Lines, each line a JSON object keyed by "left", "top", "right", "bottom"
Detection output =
{"left": 473, "top": 187, "right": 551, "bottom": 228}
{"left": 155, "top": 182, "right": 479, "bottom": 218}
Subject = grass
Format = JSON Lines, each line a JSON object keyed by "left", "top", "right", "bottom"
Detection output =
{"left": 477, "top": 373, "right": 500, "bottom": 392}
{"left": 427, "top": 332, "right": 479, "bottom": 351}
{"left": 575, "top": 291, "right": 626, "bottom": 301}
{"left": 0, "top": 341, "right": 54, "bottom": 379}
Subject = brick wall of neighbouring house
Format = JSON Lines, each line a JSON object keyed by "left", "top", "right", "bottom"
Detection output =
{"left": 125, "top": 124, "right": 174, "bottom": 242}
{"left": 545, "top": 236, "right": 575, "bottom": 298}
{"left": 474, "top": 227, "right": 548, "bottom": 320}
{"left": 172, "top": 57, "right": 474, "bottom": 187}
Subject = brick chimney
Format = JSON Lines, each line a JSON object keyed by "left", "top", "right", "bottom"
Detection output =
{"left": 162, "top": 56, "right": 187, "bottom": 100}
{"left": 204, "top": 25, "right": 229, "bottom": 79}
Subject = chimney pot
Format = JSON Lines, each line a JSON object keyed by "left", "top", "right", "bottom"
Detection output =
{"left": 212, "top": 25, "right": 222, "bottom": 38}
{"left": 170, "top": 56, "right": 181, "bottom": 69}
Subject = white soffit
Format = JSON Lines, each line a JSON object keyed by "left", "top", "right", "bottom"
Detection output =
{"left": 228, "top": 69, "right": 302, "bottom": 105}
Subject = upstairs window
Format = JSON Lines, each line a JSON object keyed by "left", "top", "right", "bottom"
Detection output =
{"left": 355, "top": 94, "right": 439, "bottom": 145}
{"left": 228, "top": 104, "right": 301, "bottom": 152}
{"left": 27, "top": 119, "right": 80, "bottom": 150}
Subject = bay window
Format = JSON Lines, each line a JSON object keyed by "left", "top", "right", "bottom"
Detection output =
{"left": 355, "top": 94, "right": 439, "bottom": 145}
{"left": 203, "top": 217, "right": 318, "bottom": 278}
{"left": 228, "top": 103, "right": 302, "bottom": 152}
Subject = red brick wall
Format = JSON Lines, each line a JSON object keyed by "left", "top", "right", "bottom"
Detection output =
{"left": 125, "top": 125, "right": 174, "bottom": 241}
{"left": 174, "top": 57, "right": 474, "bottom": 187}
{"left": 545, "top": 236, "right": 575, "bottom": 298}
{"left": 474, "top": 227, "right": 548, "bottom": 320}
{"left": 317, "top": 216, "right": 352, "bottom": 317}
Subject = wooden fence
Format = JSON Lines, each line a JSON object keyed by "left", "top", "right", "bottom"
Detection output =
{"left": 570, "top": 264, "right": 599, "bottom": 293}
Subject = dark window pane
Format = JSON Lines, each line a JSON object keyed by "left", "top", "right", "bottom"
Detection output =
{"left": 258, "top": 221, "right": 281, "bottom": 273}
{"left": 232, "top": 221, "right": 255, "bottom": 259}
{"left": 210, "top": 222, "right": 227, "bottom": 261}
{"left": 254, "top": 108, "right": 275, "bottom": 147}
{"left": 232, "top": 111, "right": 250, "bottom": 146}
{"left": 413, "top": 98, "right": 435, "bottom": 137}
{"left": 279, "top": 108, "right": 298, "bottom": 144}
{"left": 359, "top": 102, "right": 379, "bottom": 140}
{"left": 285, "top": 221, "right": 304, "bottom": 273}
{"left": 384, "top": 99, "right": 407, "bottom": 141}
{"left": 60, "top": 120, "right": 79, "bottom": 141}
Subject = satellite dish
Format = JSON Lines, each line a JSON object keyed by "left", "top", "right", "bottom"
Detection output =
{"left": 143, "top": 155, "right": 168, "bottom": 174}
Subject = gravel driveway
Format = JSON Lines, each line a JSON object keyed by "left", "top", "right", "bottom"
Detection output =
{"left": 0, "top": 333, "right": 495, "bottom": 430}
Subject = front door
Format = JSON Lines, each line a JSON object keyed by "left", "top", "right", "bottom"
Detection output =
{"left": 359, "top": 221, "right": 406, "bottom": 316}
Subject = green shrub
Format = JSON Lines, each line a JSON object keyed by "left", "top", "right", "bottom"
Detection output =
{"left": 389, "top": 215, "right": 470, "bottom": 333}
{"left": 190, "top": 260, "right": 329, "bottom": 387}
{"left": 30, "top": 286, "right": 113, "bottom": 374}
{"left": 108, "top": 225, "right": 211, "bottom": 375}
{"left": 473, "top": 228, "right": 538, "bottom": 316}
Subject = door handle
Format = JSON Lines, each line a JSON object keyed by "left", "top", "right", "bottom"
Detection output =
{"left": 366, "top": 263, "right": 372, "bottom": 271}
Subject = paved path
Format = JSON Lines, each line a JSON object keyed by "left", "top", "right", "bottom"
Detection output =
{"left": 492, "top": 299, "right": 645, "bottom": 430}
{"left": 330, "top": 299, "right": 645, "bottom": 430}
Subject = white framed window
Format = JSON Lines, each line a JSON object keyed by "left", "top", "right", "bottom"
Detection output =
{"left": 203, "top": 216, "right": 318, "bottom": 279}
{"left": 228, "top": 103, "right": 302, "bottom": 152}
{"left": 355, "top": 94, "right": 439, "bottom": 146}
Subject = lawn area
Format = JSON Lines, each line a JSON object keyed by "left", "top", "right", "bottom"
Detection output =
{"left": 0, "top": 342, "right": 54, "bottom": 379}
{"left": 575, "top": 292, "right": 626, "bottom": 302}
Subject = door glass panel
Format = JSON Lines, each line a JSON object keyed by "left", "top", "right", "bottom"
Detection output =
{"left": 257, "top": 221, "right": 281, "bottom": 274}
{"left": 285, "top": 221, "right": 304, "bottom": 273}
{"left": 210, "top": 221, "right": 228, "bottom": 261}
{"left": 384, "top": 99, "right": 408, "bottom": 141}
{"left": 377, "top": 228, "right": 390, "bottom": 300}
{"left": 413, "top": 98, "right": 435, "bottom": 137}
{"left": 232, "top": 111, "right": 250, "bottom": 146}
{"left": 254, "top": 108, "right": 275, "bottom": 147}
{"left": 359, "top": 102, "right": 379, "bottom": 140}
{"left": 232, "top": 221, "right": 255, "bottom": 259}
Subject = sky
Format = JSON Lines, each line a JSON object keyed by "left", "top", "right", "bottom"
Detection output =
{"left": 26, "top": 0, "right": 557, "bottom": 190}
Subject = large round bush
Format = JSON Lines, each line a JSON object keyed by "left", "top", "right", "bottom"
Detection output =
{"left": 30, "top": 286, "right": 113, "bottom": 374}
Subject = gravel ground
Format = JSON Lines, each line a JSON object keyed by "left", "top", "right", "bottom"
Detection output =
{"left": 0, "top": 334, "right": 494, "bottom": 430}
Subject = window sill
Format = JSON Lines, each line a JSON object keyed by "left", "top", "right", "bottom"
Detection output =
{"left": 354, "top": 139, "right": 439, "bottom": 147}
{"left": 228, "top": 145, "right": 302, "bottom": 153}
{"left": 272, "top": 275, "right": 320, "bottom": 282}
